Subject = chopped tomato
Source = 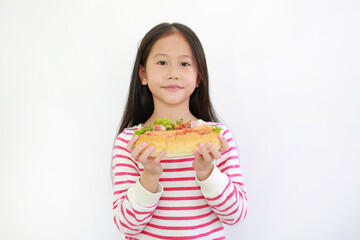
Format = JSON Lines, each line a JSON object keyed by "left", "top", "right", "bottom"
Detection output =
{"left": 174, "top": 122, "right": 191, "bottom": 130}
{"left": 153, "top": 125, "right": 166, "bottom": 131}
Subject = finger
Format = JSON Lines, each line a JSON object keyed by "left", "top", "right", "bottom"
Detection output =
{"left": 131, "top": 142, "right": 147, "bottom": 160}
{"left": 199, "top": 143, "right": 212, "bottom": 161}
{"left": 218, "top": 133, "right": 230, "bottom": 152}
{"left": 207, "top": 142, "right": 222, "bottom": 159}
{"left": 154, "top": 150, "right": 166, "bottom": 164}
{"left": 193, "top": 149, "right": 202, "bottom": 160}
{"left": 138, "top": 145, "right": 155, "bottom": 163}
{"left": 126, "top": 135, "right": 139, "bottom": 152}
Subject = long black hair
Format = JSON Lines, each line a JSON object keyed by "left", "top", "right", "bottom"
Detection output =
{"left": 118, "top": 22, "right": 219, "bottom": 135}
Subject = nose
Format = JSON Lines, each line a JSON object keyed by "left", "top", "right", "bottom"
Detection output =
{"left": 167, "top": 65, "right": 179, "bottom": 80}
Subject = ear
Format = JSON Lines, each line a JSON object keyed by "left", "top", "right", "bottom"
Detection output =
{"left": 139, "top": 65, "right": 147, "bottom": 85}
{"left": 196, "top": 77, "right": 200, "bottom": 87}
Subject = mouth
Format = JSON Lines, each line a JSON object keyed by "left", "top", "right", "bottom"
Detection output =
{"left": 163, "top": 85, "right": 183, "bottom": 91}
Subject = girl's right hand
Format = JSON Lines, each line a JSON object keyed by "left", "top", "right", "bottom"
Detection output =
{"left": 127, "top": 135, "right": 166, "bottom": 177}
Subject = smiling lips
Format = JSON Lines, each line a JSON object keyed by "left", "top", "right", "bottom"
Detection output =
{"left": 163, "top": 85, "right": 183, "bottom": 91}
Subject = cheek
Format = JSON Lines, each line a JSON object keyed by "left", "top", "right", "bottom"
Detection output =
{"left": 146, "top": 78, "right": 163, "bottom": 94}
{"left": 146, "top": 70, "right": 163, "bottom": 83}
{"left": 186, "top": 71, "right": 199, "bottom": 87}
{"left": 185, "top": 81, "right": 198, "bottom": 95}
{"left": 146, "top": 81, "right": 157, "bottom": 92}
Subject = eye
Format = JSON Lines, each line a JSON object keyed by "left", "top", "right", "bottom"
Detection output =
{"left": 180, "top": 62, "right": 190, "bottom": 67}
{"left": 157, "top": 61, "right": 167, "bottom": 65}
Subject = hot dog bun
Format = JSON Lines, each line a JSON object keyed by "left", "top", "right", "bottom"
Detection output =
{"left": 135, "top": 124, "right": 221, "bottom": 158}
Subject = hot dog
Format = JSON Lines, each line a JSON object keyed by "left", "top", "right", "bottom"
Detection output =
{"left": 134, "top": 118, "right": 223, "bottom": 158}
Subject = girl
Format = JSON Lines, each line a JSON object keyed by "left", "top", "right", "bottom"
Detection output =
{"left": 112, "top": 22, "right": 247, "bottom": 239}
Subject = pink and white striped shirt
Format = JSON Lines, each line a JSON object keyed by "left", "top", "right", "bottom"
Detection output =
{"left": 112, "top": 122, "right": 247, "bottom": 239}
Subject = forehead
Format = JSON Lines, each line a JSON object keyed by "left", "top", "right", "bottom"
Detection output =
{"left": 149, "top": 33, "right": 193, "bottom": 58}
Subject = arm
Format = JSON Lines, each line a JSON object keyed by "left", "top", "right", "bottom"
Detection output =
{"left": 112, "top": 131, "right": 163, "bottom": 236}
{"left": 196, "top": 125, "right": 248, "bottom": 225}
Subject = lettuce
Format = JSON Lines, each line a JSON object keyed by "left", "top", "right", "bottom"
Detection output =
{"left": 212, "top": 125, "right": 223, "bottom": 133}
{"left": 134, "top": 118, "right": 223, "bottom": 135}
{"left": 155, "top": 118, "right": 175, "bottom": 130}
{"left": 135, "top": 118, "right": 175, "bottom": 135}
{"left": 134, "top": 124, "right": 154, "bottom": 135}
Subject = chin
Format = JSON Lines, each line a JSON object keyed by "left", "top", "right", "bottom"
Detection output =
{"left": 162, "top": 97, "right": 189, "bottom": 106}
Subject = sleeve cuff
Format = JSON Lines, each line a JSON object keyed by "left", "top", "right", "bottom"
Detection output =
{"left": 131, "top": 178, "right": 163, "bottom": 207}
{"left": 196, "top": 163, "right": 229, "bottom": 197}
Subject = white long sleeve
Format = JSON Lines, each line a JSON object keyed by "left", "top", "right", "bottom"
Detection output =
{"left": 112, "top": 123, "right": 247, "bottom": 239}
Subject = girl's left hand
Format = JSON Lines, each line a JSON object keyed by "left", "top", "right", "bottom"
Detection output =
{"left": 192, "top": 133, "right": 229, "bottom": 181}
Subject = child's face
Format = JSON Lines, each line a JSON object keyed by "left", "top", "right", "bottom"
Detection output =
{"left": 139, "top": 32, "right": 198, "bottom": 108}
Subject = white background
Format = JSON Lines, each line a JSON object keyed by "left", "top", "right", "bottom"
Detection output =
{"left": 1, "top": 0, "right": 359, "bottom": 239}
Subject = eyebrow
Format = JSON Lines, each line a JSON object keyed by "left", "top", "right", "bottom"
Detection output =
{"left": 153, "top": 53, "right": 193, "bottom": 59}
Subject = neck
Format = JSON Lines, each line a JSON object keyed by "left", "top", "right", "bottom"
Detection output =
{"left": 144, "top": 103, "right": 198, "bottom": 126}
